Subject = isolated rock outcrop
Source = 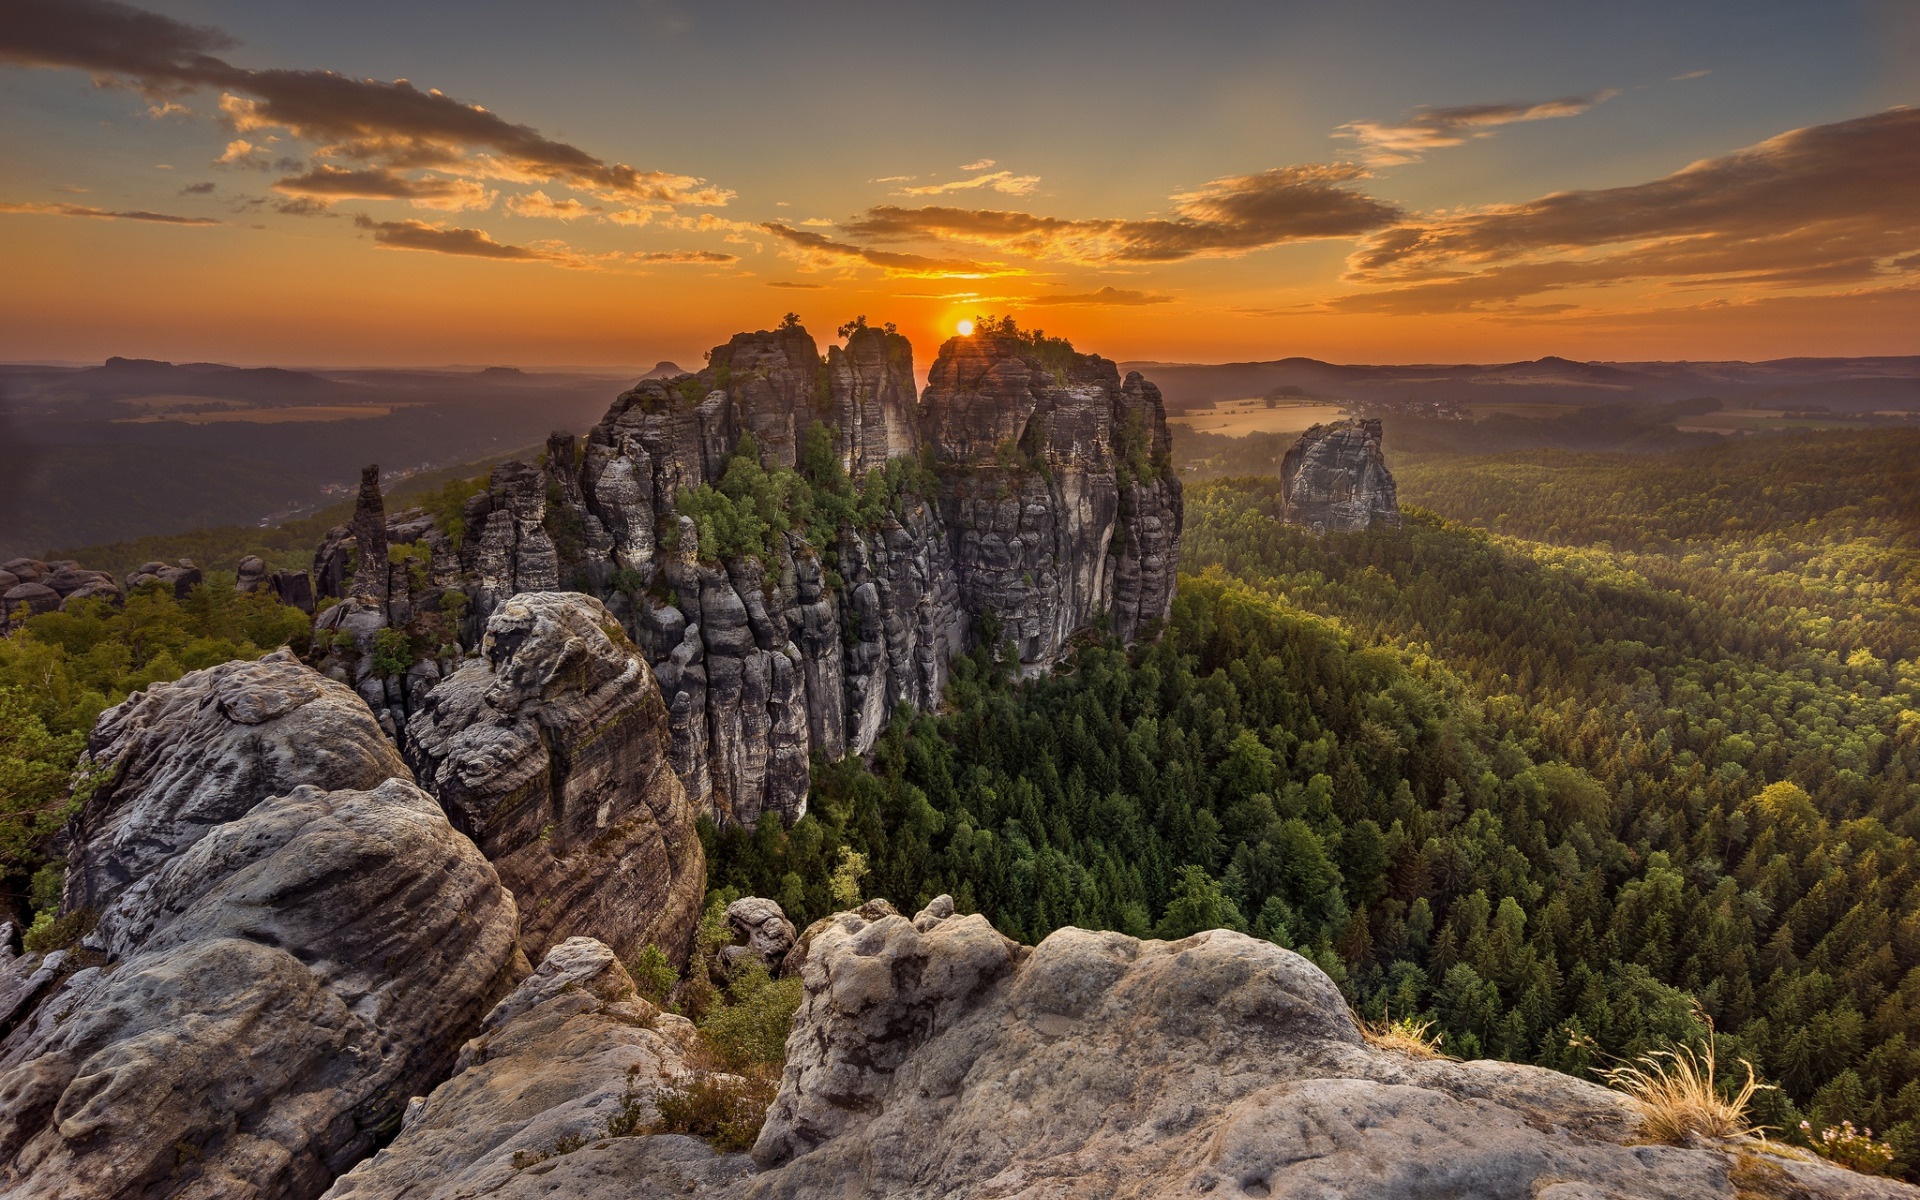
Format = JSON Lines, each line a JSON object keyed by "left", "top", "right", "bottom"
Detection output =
{"left": 1279, "top": 417, "right": 1401, "bottom": 533}
{"left": 740, "top": 912, "right": 1908, "bottom": 1200}
{"left": 404, "top": 592, "right": 705, "bottom": 964}
{"left": 322, "top": 937, "right": 749, "bottom": 1200}
{"left": 721, "top": 898, "right": 797, "bottom": 976}
{"left": 0, "top": 653, "right": 525, "bottom": 1200}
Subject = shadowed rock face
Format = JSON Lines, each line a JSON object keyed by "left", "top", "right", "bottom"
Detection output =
{"left": 404, "top": 592, "right": 705, "bottom": 965}
{"left": 0, "top": 654, "right": 525, "bottom": 1200}
{"left": 1279, "top": 418, "right": 1401, "bottom": 533}
{"left": 306, "top": 322, "right": 1180, "bottom": 827}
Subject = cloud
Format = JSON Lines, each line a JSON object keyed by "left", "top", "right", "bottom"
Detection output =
{"left": 630, "top": 249, "right": 738, "bottom": 264}
{"left": 844, "top": 164, "right": 1402, "bottom": 264}
{"left": 1334, "top": 91, "right": 1618, "bottom": 165}
{"left": 765, "top": 280, "right": 823, "bottom": 289}
{"left": 181, "top": 181, "right": 214, "bottom": 194}
{"left": 274, "top": 165, "right": 493, "bottom": 210}
{"left": 1028, "top": 286, "right": 1172, "bottom": 306}
{"left": 353, "top": 214, "right": 583, "bottom": 264}
{"left": 899, "top": 170, "right": 1040, "bottom": 197}
{"left": 1335, "top": 107, "right": 1920, "bottom": 312}
{"left": 0, "top": 0, "right": 732, "bottom": 207}
{"left": 505, "top": 189, "right": 599, "bottom": 220}
{"left": 960, "top": 159, "right": 995, "bottom": 171}
{"left": 1672, "top": 69, "right": 1712, "bottom": 81}
{"left": 761, "top": 222, "right": 1017, "bottom": 278}
{"left": 870, "top": 175, "right": 916, "bottom": 184}
{"left": 0, "top": 200, "right": 218, "bottom": 224}
{"left": 799, "top": 217, "right": 835, "bottom": 227}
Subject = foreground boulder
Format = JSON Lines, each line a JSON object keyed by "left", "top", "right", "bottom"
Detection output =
{"left": 0, "top": 655, "right": 526, "bottom": 1200}
{"left": 741, "top": 910, "right": 1908, "bottom": 1200}
{"left": 405, "top": 592, "right": 705, "bottom": 965}
{"left": 323, "top": 937, "right": 752, "bottom": 1200}
{"left": 1280, "top": 417, "right": 1401, "bottom": 533}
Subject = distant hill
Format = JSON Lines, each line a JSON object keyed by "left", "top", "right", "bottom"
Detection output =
{"left": 1121, "top": 354, "right": 1920, "bottom": 412}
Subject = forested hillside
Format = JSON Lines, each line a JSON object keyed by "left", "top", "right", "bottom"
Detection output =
{"left": 706, "top": 428, "right": 1920, "bottom": 1171}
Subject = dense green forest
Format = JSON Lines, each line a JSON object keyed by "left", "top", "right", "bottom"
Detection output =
{"left": 706, "top": 428, "right": 1920, "bottom": 1170}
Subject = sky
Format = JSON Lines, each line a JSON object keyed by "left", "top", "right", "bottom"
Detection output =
{"left": 1, "top": 0, "right": 1917, "bottom": 368}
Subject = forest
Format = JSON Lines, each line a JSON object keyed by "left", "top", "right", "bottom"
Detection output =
{"left": 704, "top": 427, "right": 1920, "bottom": 1171}
{"left": 5, "top": 424, "right": 1918, "bottom": 1172}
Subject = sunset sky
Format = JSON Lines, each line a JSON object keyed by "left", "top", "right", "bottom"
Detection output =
{"left": 2, "top": 0, "right": 1917, "bottom": 368}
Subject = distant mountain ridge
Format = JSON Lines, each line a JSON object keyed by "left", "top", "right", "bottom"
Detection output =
{"left": 1120, "top": 354, "right": 1920, "bottom": 411}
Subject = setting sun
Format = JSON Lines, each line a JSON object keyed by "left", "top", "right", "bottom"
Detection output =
{"left": 956, "top": 319, "right": 974, "bottom": 336}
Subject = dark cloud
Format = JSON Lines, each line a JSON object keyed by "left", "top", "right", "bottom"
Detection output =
{"left": 761, "top": 222, "right": 1016, "bottom": 277}
{"left": 631, "top": 249, "right": 738, "bottom": 264}
{"left": 0, "top": 200, "right": 218, "bottom": 224}
{"left": 353, "top": 214, "right": 564, "bottom": 261}
{"left": 180, "top": 181, "right": 215, "bottom": 194}
{"left": 1029, "top": 286, "right": 1172, "bottom": 306}
{"left": 842, "top": 165, "right": 1401, "bottom": 264}
{"left": 0, "top": 0, "right": 730, "bottom": 206}
{"left": 1338, "top": 107, "right": 1920, "bottom": 312}
{"left": 274, "top": 165, "right": 490, "bottom": 210}
{"left": 765, "top": 280, "right": 823, "bottom": 289}
{"left": 1335, "top": 91, "right": 1617, "bottom": 165}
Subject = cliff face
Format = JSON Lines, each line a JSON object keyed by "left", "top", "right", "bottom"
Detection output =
{"left": 312, "top": 322, "right": 1181, "bottom": 827}
{"left": 1279, "top": 417, "right": 1401, "bottom": 533}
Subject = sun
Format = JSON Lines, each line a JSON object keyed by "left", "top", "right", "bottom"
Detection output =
{"left": 956, "top": 319, "right": 974, "bottom": 336}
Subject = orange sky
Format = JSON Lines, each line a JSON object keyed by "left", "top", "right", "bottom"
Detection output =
{"left": 2, "top": 1, "right": 1916, "bottom": 368}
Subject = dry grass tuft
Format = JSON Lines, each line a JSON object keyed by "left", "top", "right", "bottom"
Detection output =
{"left": 1360, "top": 1014, "right": 1451, "bottom": 1061}
{"left": 1603, "top": 1037, "right": 1766, "bottom": 1144}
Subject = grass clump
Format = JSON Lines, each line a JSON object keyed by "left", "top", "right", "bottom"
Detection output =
{"left": 1361, "top": 1014, "right": 1450, "bottom": 1061}
{"left": 1603, "top": 1035, "right": 1766, "bottom": 1144}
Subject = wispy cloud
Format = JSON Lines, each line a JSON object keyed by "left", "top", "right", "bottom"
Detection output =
{"left": 0, "top": 200, "right": 218, "bottom": 225}
{"left": 1336, "top": 107, "right": 1920, "bottom": 313}
{"left": 845, "top": 164, "right": 1402, "bottom": 265}
{"left": 631, "top": 249, "right": 738, "bottom": 264}
{"left": 765, "top": 280, "right": 823, "bottom": 289}
{"left": 762, "top": 222, "right": 1019, "bottom": 278}
{"left": 1334, "top": 91, "right": 1619, "bottom": 165}
{"left": 1028, "top": 286, "right": 1172, "bottom": 306}
{"left": 898, "top": 170, "right": 1040, "bottom": 197}
{"left": 959, "top": 159, "right": 995, "bottom": 171}
{"left": 505, "top": 189, "right": 599, "bottom": 220}
{"left": 275, "top": 165, "right": 493, "bottom": 211}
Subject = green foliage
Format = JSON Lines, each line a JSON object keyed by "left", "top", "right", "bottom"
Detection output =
{"left": 421, "top": 474, "right": 485, "bottom": 550}
{"left": 370, "top": 627, "right": 414, "bottom": 679}
{"left": 969, "top": 315, "right": 1076, "bottom": 385}
{"left": 0, "top": 584, "right": 309, "bottom": 914}
{"left": 699, "top": 960, "right": 803, "bottom": 1073}
{"left": 1155, "top": 865, "right": 1246, "bottom": 939}
{"left": 628, "top": 943, "right": 678, "bottom": 1006}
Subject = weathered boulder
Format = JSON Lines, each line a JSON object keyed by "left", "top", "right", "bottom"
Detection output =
{"left": 721, "top": 898, "right": 796, "bottom": 976}
{"left": 60, "top": 650, "right": 410, "bottom": 918}
{"left": 126, "top": 559, "right": 203, "bottom": 599}
{"left": 236, "top": 555, "right": 270, "bottom": 594}
{"left": 1, "top": 582, "right": 59, "bottom": 622}
{"left": 741, "top": 915, "right": 1911, "bottom": 1200}
{"left": 1280, "top": 417, "right": 1401, "bottom": 533}
{"left": 405, "top": 592, "right": 704, "bottom": 965}
{"left": 321, "top": 937, "right": 748, "bottom": 1200}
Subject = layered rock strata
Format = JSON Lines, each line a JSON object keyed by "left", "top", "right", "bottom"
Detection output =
{"left": 404, "top": 593, "right": 705, "bottom": 964}
{"left": 321, "top": 937, "right": 749, "bottom": 1200}
{"left": 310, "top": 322, "right": 1182, "bottom": 827}
{"left": 0, "top": 653, "right": 526, "bottom": 1200}
{"left": 1279, "top": 417, "right": 1401, "bottom": 533}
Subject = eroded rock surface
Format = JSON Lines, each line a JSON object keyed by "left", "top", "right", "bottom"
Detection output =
{"left": 322, "top": 937, "right": 749, "bottom": 1200}
{"left": 1279, "top": 417, "right": 1401, "bottom": 534}
{"left": 739, "top": 914, "right": 1908, "bottom": 1200}
{"left": 0, "top": 653, "right": 526, "bottom": 1200}
{"left": 404, "top": 592, "right": 705, "bottom": 964}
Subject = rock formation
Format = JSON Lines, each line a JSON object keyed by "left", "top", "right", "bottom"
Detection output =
{"left": 0, "top": 652, "right": 526, "bottom": 1200}
{"left": 1279, "top": 418, "right": 1401, "bottom": 533}
{"left": 322, "top": 937, "right": 750, "bottom": 1200}
{"left": 720, "top": 897, "right": 797, "bottom": 976}
{"left": 404, "top": 593, "right": 705, "bottom": 964}
{"left": 307, "top": 321, "right": 1183, "bottom": 827}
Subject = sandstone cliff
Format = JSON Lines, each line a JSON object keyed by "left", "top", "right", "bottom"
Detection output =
{"left": 404, "top": 593, "right": 704, "bottom": 965}
{"left": 310, "top": 321, "right": 1182, "bottom": 827}
{"left": 1280, "top": 417, "right": 1401, "bottom": 533}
